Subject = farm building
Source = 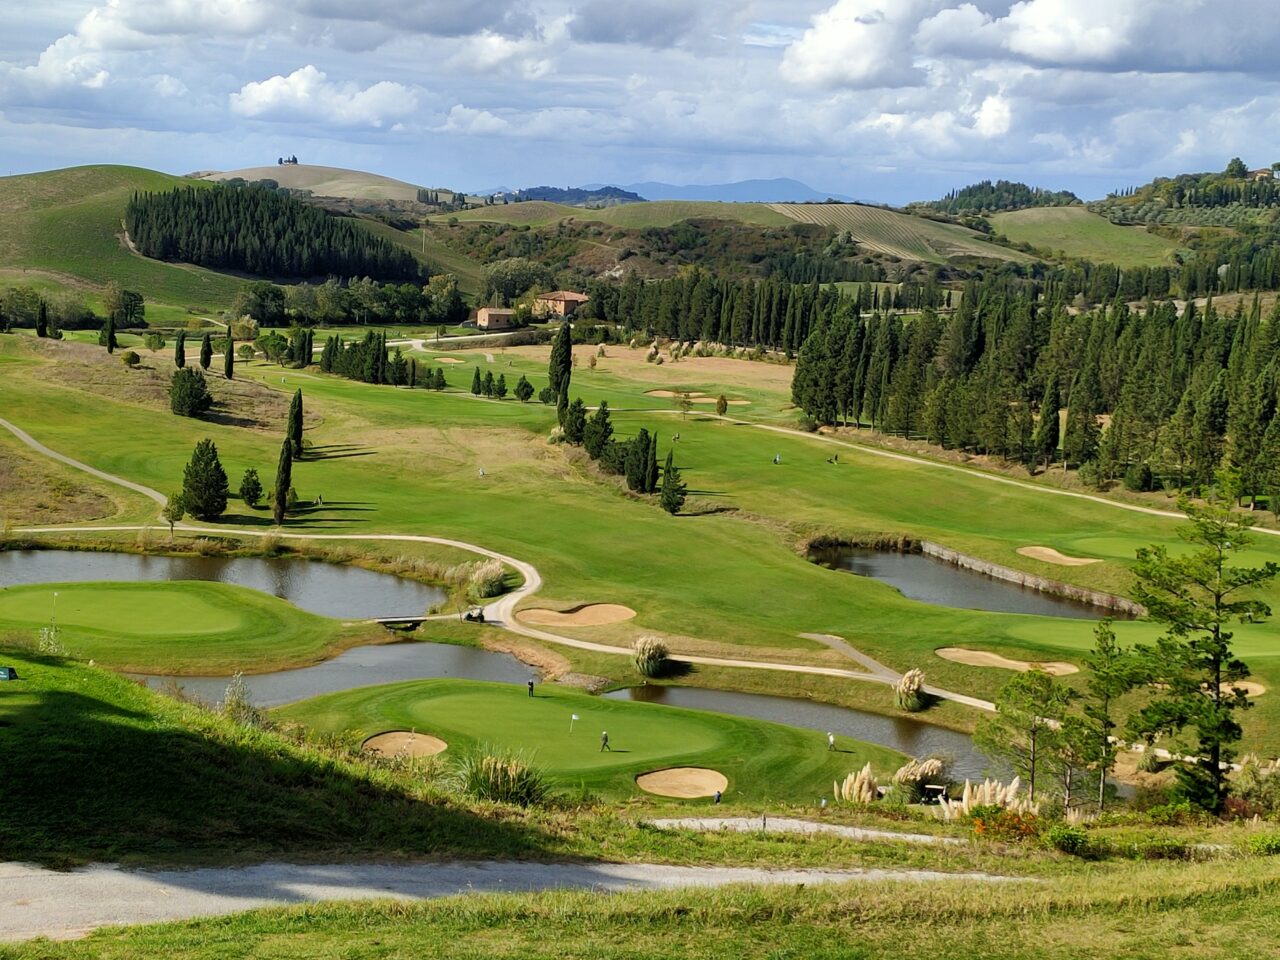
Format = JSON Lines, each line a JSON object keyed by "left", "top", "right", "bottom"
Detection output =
{"left": 534, "top": 290, "right": 590, "bottom": 318}
{"left": 1251, "top": 168, "right": 1275, "bottom": 181}
{"left": 476, "top": 307, "right": 516, "bottom": 330}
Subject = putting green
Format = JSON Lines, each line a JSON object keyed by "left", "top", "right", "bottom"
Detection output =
{"left": 275, "top": 679, "right": 905, "bottom": 802}
{"left": 0, "top": 580, "right": 371, "bottom": 674}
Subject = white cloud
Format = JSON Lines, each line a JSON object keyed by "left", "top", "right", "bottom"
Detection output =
{"left": 229, "top": 66, "right": 417, "bottom": 127}
{"left": 974, "top": 94, "right": 1011, "bottom": 137}
{"left": 438, "top": 104, "right": 509, "bottom": 135}
{"left": 781, "top": 0, "right": 935, "bottom": 89}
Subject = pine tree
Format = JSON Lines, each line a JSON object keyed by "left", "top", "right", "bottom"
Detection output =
{"left": 287, "top": 389, "right": 304, "bottom": 457}
{"left": 223, "top": 334, "right": 235, "bottom": 379}
{"left": 199, "top": 332, "right": 212, "bottom": 370}
{"left": 660, "top": 449, "right": 687, "bottom": 515}
{"left": 471, "top": 367, "right": 482, "bottom": 395}
{"left": 239, "top": 468, "right": 263, "bottom": 508}
{"left": 625, "top": 428, "right": 651, "bottom": 492}
{"left": 564, "top": 398, "right": 587, "bottom": 443}
{"left": 433, "top": 367, "right": 447, "bottom": 390}
{"left": 515, "top": 374, "right": 534, "bottom": 402}
{"left": 174, "top": 330, "right": 186, "bottom": 368}
{"left": 170, "top": 367, "right": 212, "bottom": 417}
{"left": 583, "top": 401, "right": 613, "bottom": 459}
{"left": 1032, "top": 378, "right": 1059, "bottom": 470}
{"left": 273, "top": 438, "right": 292, "bottom": 526}
{"left": 482, "top": 371, "right": 495, "bottom": 396}
{"left": 180, "top": 438, "right": 229, "bottom": 520}
{"left": 495, "top": 373, "right": 508, "bottom": 399}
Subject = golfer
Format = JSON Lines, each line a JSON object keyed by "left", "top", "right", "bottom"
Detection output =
{"left": 527, "top": 678, "right": 535, "bottom": 698}
{"left": 827, "top": 731, "right": 836, "bottom": 751}
{"left": 600, "top": 730, "right": 611, "bottom": 752}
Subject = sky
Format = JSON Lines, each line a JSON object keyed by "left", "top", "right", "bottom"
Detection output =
{"left": 1, "top": 0, "right": 1278, "bottom": 204}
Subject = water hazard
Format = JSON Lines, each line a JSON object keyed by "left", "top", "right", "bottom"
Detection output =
{"left": 810, "top": 547, "right": 1133, "bottom": 621}
{"left": 0, "top": 549, "right": 447, "bottom": 620}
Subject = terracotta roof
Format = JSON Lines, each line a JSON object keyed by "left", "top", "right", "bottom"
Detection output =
{"left": 536, "top": 290, "right": 590, "bottom": 302}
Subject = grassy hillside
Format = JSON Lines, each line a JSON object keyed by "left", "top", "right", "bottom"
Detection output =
{"left": 199, "top": 164, "right": 437, "bottom": 202}
{"left": 770, "top": 203, "right": 1028, "bottom": 263}
{"left": 364, "top": 220, "right": 485, "bottom": 296}
{"left": 991, "top": 207, "right": 1181, "bottom": 268}
{"left": 447, "top": 199, "right": 791, "bottom": 228}
{"left": 0, "top": 165, "right": 243, "bottom": 311}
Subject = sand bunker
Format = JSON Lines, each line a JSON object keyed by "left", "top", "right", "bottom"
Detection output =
{"left": 434, "top": 357, "right": 466, "bottom": 364}
{"left": 1222, "top": 681, "right": 1267, "bottom": 698}
{"left": 1017, "top": 546, "right": 1101, "bottom": 566}
{"left": 518, "top": 603, "right": 637, "bottom": 626}
{"left": 363, "top": 731, "right": 448, "bottom": 758}
{"left": 936, "top": 647, "right": 1079, "bottom": 676}
{"left": 636, "top": 767, "right": 729, "bottom": 798}
{"left": 645, "top": 390, "right": 748, "bottom": 406}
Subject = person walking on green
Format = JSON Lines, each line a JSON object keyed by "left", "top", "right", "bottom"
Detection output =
{"left": 600, "top": 730, "right": 611, "bottom": 752}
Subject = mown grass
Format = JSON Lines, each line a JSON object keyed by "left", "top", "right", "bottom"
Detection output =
{"left": 8, "top": 333, "right": 1280, "bottom": 751}
{"left": 274, "top": 678, "right": 904, "bottom": 802}
{"left": 10, "top": 859, "right": 1280, "bottom": 959}
{"left": 991, "top": 207, "right": 1181, "bottom": 268}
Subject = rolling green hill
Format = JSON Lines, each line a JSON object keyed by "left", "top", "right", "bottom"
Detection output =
{"left": 991, "top": 207, "right": 1182, "bottom": 268}
{"left": 769, "top": 203, "right": 1029, "bottom": 264}
{"left": 0, "top": 165, "right": 243, "bottom": 312}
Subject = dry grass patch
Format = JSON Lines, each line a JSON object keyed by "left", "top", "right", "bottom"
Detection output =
{"left": 0, "top": 432, "right": 119, "bottom": 525}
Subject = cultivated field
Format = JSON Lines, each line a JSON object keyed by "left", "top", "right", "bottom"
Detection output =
{"left": 198, "top": 164, "right": 434, "bottom": 202}
{"left": 991, "top": 206, "right": 1182, "bottom": 268}
{"left": 769, "top": 203, "right": 1029, "bottom": 263}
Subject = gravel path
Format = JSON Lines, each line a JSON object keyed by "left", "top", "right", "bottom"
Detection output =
{"left": 0, "top": 858, "right": 1015, "bottom": 942}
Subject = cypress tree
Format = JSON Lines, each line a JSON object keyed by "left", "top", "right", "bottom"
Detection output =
{"left": 100, "top": 315, "right": 117, "bottom": 353}
{"left": 482, "top": 370, "right": 495, "bottom": 396}
{"left": 434, "top": 367, "right": 447, "bottom": 390}
{"left": 200, "top": 332, "right": 212, "bottom": 370}
{"left": 174, "top": 330, "right": 186, "bottom": 368}
{"left": 471, "top": 367, "right": 482, "bottom": 395}
{"left": 496, "top": 373, "right": 508, "bottom": 399}
{"left": 408, "top": 357, "right": 417, "bottom": 388}
{"left": 646, "top": 431, "right": 659, "bottom": 493}
{"left": 564, "top": 398, "right": 587, "bottom": 443}
{"left": 625, "top": 428, "right": 651, "bottom": 492}
{"left": 1033, "top": 378, "right": 1059, "bottom": 470}
{"left": 273, "top": 438, "right": 292, "bottom": 526}
{"left": 515, "top": 374, "right": 534, "bottom": 402}
{"left": 35, "top": 300, "right": 47, "bottom": 338}
{"left": 548, "top": 320, "right": 572, "bottom": 414}
{"left": 583, "top": 401, "right": 613, "bottom": 459}
{"left": 180, "top": 438, "right": 229, "bottom": 520}
{"left": 287, "top": 389, "right": 304, "bottom": 457}
{"left": 224, "top": 334, "right": 235, "bottom": 379}
{"left": 660, "top": 449, "right": 687, "bottom": 515}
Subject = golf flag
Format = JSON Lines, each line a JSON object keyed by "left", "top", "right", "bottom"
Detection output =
{"left": 570, "top": 713, "right": 579, "bottom": 733}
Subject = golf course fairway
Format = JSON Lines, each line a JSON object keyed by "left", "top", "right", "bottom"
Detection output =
{"left": 275, "top": 679, "right": 907, "bottom": 802}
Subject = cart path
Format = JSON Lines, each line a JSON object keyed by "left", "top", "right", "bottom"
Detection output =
{"left": 0, "top": 857, "right": 1020, "bottom": 942}
{"left": 3, "top": 415, "right": 994, "bottom": 710}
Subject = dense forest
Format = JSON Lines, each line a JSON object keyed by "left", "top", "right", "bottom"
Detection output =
{"left": 231, "top": 276, "right": 467, "bottom": 327}
{"left": 510, "top": 185, "right": 644, "bottom": 205}
{"left": 125, "top": 185, "right": 423, "bottom": 282}
{"left": 791, "top": 276, "right": 1280, "bottom": 503}
{"left": 913, "top": 180, "right": 1079, "bottom": 214}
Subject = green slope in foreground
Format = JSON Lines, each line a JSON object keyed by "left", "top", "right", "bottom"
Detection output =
{"left": 276, "top": 679, "right": 904, "bottom": 801}
{"left": 0, "top": 165, "right": 243, "bottom": 311}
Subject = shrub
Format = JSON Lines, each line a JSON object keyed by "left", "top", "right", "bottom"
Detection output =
{"left": 452, "top": 749, "right": 548, "bottom": 806}
{"left": 633, "top": 635, "right": 670, "bottom": 677}
{"left": 220, "top": 672, "right": 265, "bottom": 727}
{"left": 468, "top": 559, "right": 506, "bottom": 599}
{"left": 1123, "top": 462, "right": 1154, "bottom": 492}
{"left": 1045, "top": 824, "right": 1089, "bottom": 857}
{"left": 893, "top": 668, "right": 926, "bottom": 712}
{"left": 120, "top": 350, "right": 141, "bottom": 367}
{"left": 835, "top": 762, "right": 880, "bottom": 804}
{"left": 970, "top": 806, "right": 1040, "bottom": 842}
{"left": 1147, "top": 800, "right": 1200, "bottom": 826}
{"left": 1247, "top": 833, "right": 1280, "bottom": 856}
{"left": 170, "top": 367, "right": 213, "bottom": 417}
{"left": 891, "top": 756, "right": 947, "bottom": 803}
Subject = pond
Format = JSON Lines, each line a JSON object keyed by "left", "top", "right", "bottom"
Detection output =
{"left": 605, "top": 684, "right": 994, "bottom": 781}
{"left": 810, "top": 547, "right": 1132, "bottom": 621}
{"left": 0, "top": 549, "right": 448, "bottom": 620}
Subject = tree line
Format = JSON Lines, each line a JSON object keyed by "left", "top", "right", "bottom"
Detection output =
{"left": 913, "top": 179, "right": 1080, "bottom": 214}
{"left": 125, "top": 185, "right": 422, "bottom": 282}
{"left": 792, "top": 276, "right": 1280, "bottom": 503}
{"left": 232, "top": 276, "right": 466, "bottom": 328}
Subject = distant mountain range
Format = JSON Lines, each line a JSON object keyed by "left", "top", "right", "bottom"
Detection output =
{"left": 474, "top": 177, "right": 858, "bottom": 204}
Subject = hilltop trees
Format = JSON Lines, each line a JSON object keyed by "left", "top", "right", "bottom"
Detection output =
{"left": 1129, "top": 497, "right": 1279, "bottom": 810}
{"left": 170, "top": 367, "right": 212, "bottom": 417}
{"left": 125, "top": 185, "right": 421, "bottom": 282}
{"left": 181, "top": 439, "right": 229, "bottom": 520}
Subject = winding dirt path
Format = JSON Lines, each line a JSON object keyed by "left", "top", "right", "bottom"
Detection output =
{"left": 0, "top": 418, "right": 165, "bottom": 506}
{"left": 0, "top": 857, "right": 1018, "bottom": 942}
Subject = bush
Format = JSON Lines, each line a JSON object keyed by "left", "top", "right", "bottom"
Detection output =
{"left": 1123, "top": 462, "right": 1154, "bottom": 492}
{"left": 1147, "top": 799, "right": 1201, "bottom": 827}
{"left": 633, "top": 635, "right": 670, "bottom": 677}
{"left": 893, "top": 668, "right": 926, "bottom": 712}
{"left": 1247, "top": 833, "right": 1280, "bottom": 856}
{"left": 120, "top": 350, "right": 141, "bottom": 367}
{"left": 970, "top": 805, "right": 1040, "bottom": 842}
{"left": 468, "top": 559, "right": 506, "bottom": 599}
{"left": 170, "top": 367, "right": 213, "bottom": 417}
{"left": 452, "top": 750, "right": 548, "bottom": 806}
{"left": 1045, "top": 824, "right": 1089, "bottom": 857}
